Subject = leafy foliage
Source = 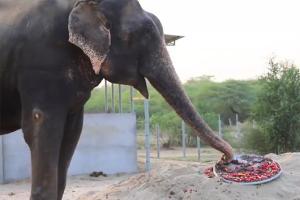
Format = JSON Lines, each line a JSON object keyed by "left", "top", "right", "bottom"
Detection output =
{"left": 252, "top": 59, "right": 300, "bottom": 153}
{"left": 84, "top": 60, "right": 300, "bottom": 153}
{"left": 240, "top": 122, "right": 270, "bottom": 154}
{"left": 85, "top": 77, "right": 258, "bottom": 147}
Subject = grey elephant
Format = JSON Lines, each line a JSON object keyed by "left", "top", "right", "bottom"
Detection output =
{"left": 0, "top": 0, "right": 233, "bottom": 199}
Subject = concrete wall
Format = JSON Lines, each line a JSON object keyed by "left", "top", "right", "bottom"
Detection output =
{"left": 0, "top": 113, "right": 137, "bottom": 183}
{"left": 0, "top": 136, "right": 4, "bottom": 183}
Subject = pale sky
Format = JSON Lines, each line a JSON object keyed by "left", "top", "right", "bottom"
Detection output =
{"left": 139, "top": 0, "right": 300, "bottom": 82}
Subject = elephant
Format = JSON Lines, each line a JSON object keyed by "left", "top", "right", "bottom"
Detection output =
{"left": 0, "top": 0, "right": 234, "bottom": 199}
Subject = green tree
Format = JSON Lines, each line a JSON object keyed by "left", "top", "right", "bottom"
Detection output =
{"left": 84, "top": 76, "right": 260, "bottom": 148}
{"left": 253, "top": 59, "right": 300, "bottom": 153}
{"left": 185, "top": 77, "right": 258, "bottom": 125}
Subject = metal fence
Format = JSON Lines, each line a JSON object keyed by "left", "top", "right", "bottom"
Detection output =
{"left": 95, "top": 80, "right": 243, "bottom": 172}
{"left": 103, "top": 80, "right": 135, "bottom": 113}
{"left": 143, "top": 113, "right": 243, "bottom": 171}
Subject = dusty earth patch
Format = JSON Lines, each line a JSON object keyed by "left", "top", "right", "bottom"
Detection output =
{"left": 77, "top": 153, "right": 300, "bottom": 200}
{"left": 1, "top": 152, "right": 300, "bottom": 200}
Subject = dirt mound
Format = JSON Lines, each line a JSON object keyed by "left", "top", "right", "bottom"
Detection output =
{"left": 78, "top": 153, "right": 300, "bottom": 200}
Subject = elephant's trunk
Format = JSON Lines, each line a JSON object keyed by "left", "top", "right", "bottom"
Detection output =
{"left": 141, "top": 45, "right": 234, "bottom": 161}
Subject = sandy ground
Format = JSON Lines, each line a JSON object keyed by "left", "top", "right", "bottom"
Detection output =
{"left": 1, "top": 149, "right": 300, "bottom": 200}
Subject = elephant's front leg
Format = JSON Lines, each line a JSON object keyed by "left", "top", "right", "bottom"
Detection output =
{"left": 57, "top": 108, "right": 84, "bottom": 200}
{"left": 22, "top": 106, "right": 67, "bottom": 200}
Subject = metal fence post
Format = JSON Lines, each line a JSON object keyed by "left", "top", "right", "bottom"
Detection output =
{"left": 252, "top": 120, "right": 256, "bottom": 128}
{"left": 104, "top": 80, "right": 108, "bottom": 112}
{"left": 236, "top": 114, "right": 242, "bottom": 153}
{"left": 0, "top": 136, "right": 4, "bottom": 184}
{"left": 156, "top": 124, "right": 160, "bottom": 159}
{"left": 111, "top": 83, "right": 115, "bottom": 112}
{"left": 218, "top": 114, "right": 222, "bottom": 138}
{"left": 181, "top": 121, "right": 186, "bottom": 158}
{"left": 144, "top": 99, "right": 151, "bottom": 171}
{"left": 236, "top": 114, "right": 240, "bottom": 135}
{"left": 197, "top": 136, "right": 201, "bottom": 161}
{"left": 130, "top": 87, "right": 134, "bottom": 113}
{"left": 118, "top": 84, "right": 122, "bottom": 113}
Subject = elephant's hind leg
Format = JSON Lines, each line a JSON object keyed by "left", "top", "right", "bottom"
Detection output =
{"left": 57, "top": 108, "right": 84, "bottom": 200}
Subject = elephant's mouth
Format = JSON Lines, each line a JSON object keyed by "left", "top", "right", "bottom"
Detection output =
{"left": 69, "top": 32, "right": 109, "bottom": 74}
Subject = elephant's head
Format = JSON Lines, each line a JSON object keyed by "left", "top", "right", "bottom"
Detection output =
{"left": 68, "top": 0, "right": 234, "bottom": 161}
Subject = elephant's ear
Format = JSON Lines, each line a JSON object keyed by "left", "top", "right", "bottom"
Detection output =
{"left": 68, "top": 0, "right": 111, "bottom": 74}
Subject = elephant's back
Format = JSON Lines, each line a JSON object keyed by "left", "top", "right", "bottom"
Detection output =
{"left": 0, "top": 0, "right": 75, "bottom": 25}
{"left": 0, "top": 1, "right": 38, "bottom": 27}
{"left": 0, "top": 0, "right": 71, "bottom": 39}
{"left": 0, "top": 0, "right": 75, "bottom": 73}
{"left": 0, "top": 1, "right": 32, "bottom": 75}
{"left": 0, "top": 0, "right": 76, "bottom": 42}
{"left": 0, "top": 0, "right": 34, "bottom": 49}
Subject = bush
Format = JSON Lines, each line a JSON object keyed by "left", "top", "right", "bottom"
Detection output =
{"left": 253, "top": 59, "right": 300, "bottom": 153}
{"left": 240, "top": 122, "right": 271, "bottom": 154}
{"left": 222, "top": 126, "right": 241, "bottom": 149}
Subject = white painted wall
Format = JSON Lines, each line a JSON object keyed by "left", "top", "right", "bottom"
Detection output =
{"left": 0, "top": 113, "right": 137, "bottom": 183}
